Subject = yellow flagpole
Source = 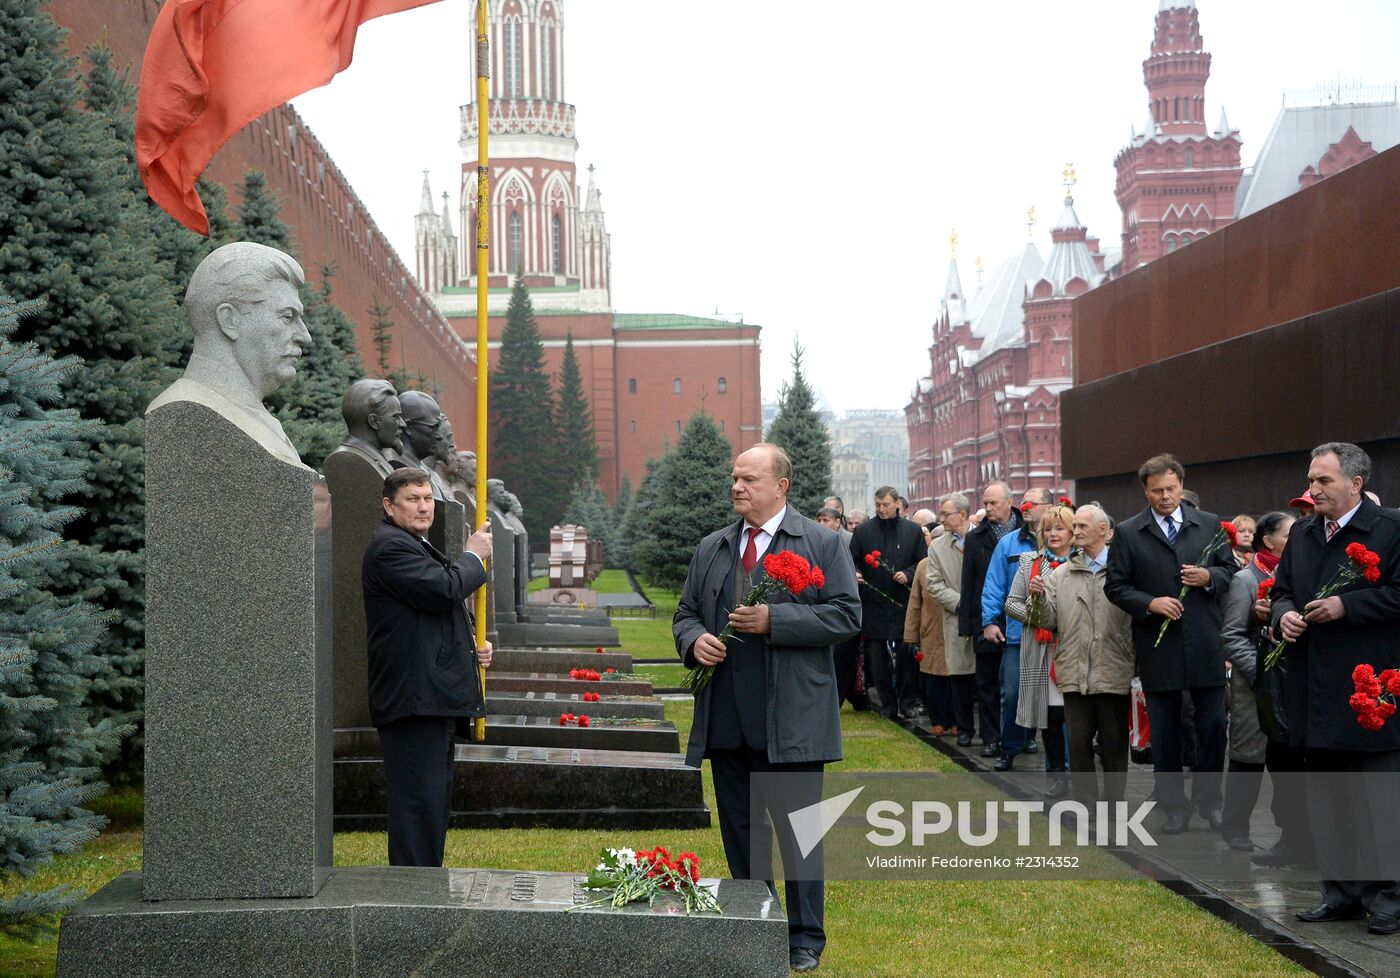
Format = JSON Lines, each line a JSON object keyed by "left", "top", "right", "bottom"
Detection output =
{"left": 472, "top": 0, "right": 490, "bottom": 742}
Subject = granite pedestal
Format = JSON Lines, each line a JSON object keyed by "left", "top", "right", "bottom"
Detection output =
{"left": 491, "top": 646, "right": 632, "bottom": 674}
{"left": 488, "top": 671, "right": 652, "bottom": 696}
{"left": 323, "top": 449, "right": 385, "bottom": 730}
{"left": 336, "top": 716, "right": 679, "bottom": 755}
{"left": 143, "top": 399, "right": 332, "bottom": 901}
{"left": 336, "top": 744, "right": 709, "bottom": 829}
{"left": 486, "top": 691, "right": 666, "bottom": 720}
{"left": 56, "top": 868, "right": 784, "bottom": 978}
{"left": 489, "top": 509, "right": 518, "bottom": 625}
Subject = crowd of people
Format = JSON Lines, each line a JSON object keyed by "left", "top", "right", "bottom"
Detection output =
{"left": 817, "top": 444, "right": 1400, "bottom": 936}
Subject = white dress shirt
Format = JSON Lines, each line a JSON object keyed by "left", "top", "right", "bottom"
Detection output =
{"left": 742, "top": 506, "right": 788, "bottom": 563}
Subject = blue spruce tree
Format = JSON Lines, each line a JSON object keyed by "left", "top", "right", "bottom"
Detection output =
{"left": 0, "top": 295, "right": 132, "bottom": 935}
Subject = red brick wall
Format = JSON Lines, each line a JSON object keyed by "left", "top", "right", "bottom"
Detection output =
{"left": 47, "top": 0, "right": 480, "bottom": 438}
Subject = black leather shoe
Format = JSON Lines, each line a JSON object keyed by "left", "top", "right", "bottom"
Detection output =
{"left": 1160, "top": 810, "right": 1191, "bottom": 834}
{"left": 1369, "top": 912, "right": 1400, "bottom": 935}
{"left": 956, "top": 732, "right": 973, "bottom": 748}
{"left": 1296, "top": 901, "right": 1364, "bottom": 923}
{"left": 1023, "top": 739, "right": 1039, "bottom": 754}
{"left": 1223, "top": 836, "right": 1254, "bottom": 852}
{"left": 980, "top": 742, "right": 1000, "bottom": 757}
{"left": 992, "top": 754, "right": 1015, "bottom": 772}
{"left": 790, "top": 947, "right": 820, "bottom": 972}
{"left": 1202, "top": 806, "right": 1224, "bottom": 832}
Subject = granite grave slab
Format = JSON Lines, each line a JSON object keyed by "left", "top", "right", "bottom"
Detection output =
{"left": 488, "top": 670, "right": 652, "bottom": 697}
{"left": 336, "top": 744, "right": 708, "bottom": 829}
{"left": 491, "top": 645, "right": 632, "bottom": 674}
{"left": 486, "top": 691, "right": 666, "bottom": 721}
{"left": 335, "top": 715, "right": 679, "bottom": 755}
{"left": 495, "top": 619, "right": 621, "bottom": 647}
{"left": 57, "top": 868, "right": 783, "bottom": 978}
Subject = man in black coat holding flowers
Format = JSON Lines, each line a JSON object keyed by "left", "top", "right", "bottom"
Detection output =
{"left": 674, "top": 443, "right": 861, "bottom": 973}
{"left": 849, "top": 487, "right": 927, "bottom": 719}
{"left": 1271, "top": 442, "right": 1400, "bottom": 933}
{"left": 1106, "top": 454, "right": 1237, "bottom": 833}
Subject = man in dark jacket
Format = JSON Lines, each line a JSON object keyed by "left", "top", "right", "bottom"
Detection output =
{"left": 675, "top": 444, "right": 860, "bottom": 974}
{"left": 849, "top": 487, "right": 927, "bottom": 719}
{"left": 959, "top": 481, "right": 1022, "bottom": 754}
{"left": 1106, "top": 454, "right": 1237, "bottom": 834}
{"left": 1272, "top": 442, "right": 1400, "bottom": 933}
{"left": 362, "top": 467, "right": 494, "bottom": 867}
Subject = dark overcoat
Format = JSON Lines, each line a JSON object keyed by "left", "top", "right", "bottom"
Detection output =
{"left": 362, "top": 518, "right": 488, "bottom": 726}
{"left": 1269, "top": 499, "right": 1400, "bottom": 752}
{"left": 849, "top": 516, "right": 927, "bottom": 640}
{"left": 958, "top": 509, "right": 1024, "bottom": 638}
{"left": 675, "top": 507, "right": 861, "bottom": 767}
{"left": 1105, "top": 505, "right": 1237, "bottom": 692}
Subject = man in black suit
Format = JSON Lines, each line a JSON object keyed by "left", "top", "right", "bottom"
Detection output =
{"left": 959, "top": 481, "right": 1022, "bottom": 756}
{"left": 675, "top": 444, "right": 861, "bottom": 973}
{"left": 362, "top": 467, "right": 494, "bottom": 867}
{"left": 850, "top": 487, "right": 927, "bottom": 719}
{"left": 1272, "top": 442, "right": 1400, "bottom": 934}
{"left": 1106, "top": 454, "right": 1236, "bottom": 834}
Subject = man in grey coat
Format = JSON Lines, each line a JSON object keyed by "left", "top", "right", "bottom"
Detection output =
{"left": 675, "top": 444, "right": 861, "bottom": 974}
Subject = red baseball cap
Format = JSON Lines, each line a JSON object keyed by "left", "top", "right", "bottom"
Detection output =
{"left": 1288, "top": 490, "right": 1315, "bottom": 508}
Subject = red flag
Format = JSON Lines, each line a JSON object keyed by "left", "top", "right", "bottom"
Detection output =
{"left": 136, "top": 0, "right": 441, "bottom": 235}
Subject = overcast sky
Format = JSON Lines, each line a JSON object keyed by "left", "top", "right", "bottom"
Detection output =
{"left": 292, "top": 0, "right": 1399, "bottom": 415}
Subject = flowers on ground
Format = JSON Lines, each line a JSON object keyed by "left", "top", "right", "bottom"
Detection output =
{"left": 682, "top": 550, "right": 825, "bottom": 693}
{"left": 558, "top": 712, "right": 592, "bottom": 727}
{"left": 582, "top": 691, "right": 601, "bottom": 702}
{"left": 573, "top": 846, "right": 721, "bottom": 914}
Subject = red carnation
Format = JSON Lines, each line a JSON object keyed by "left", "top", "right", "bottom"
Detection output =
{"left": 1354, "top": 663, "right": 1377, "bottom": 684}
{"left": 1364, "top": 550, "right": 1382, "bottom": 567}
{"left": 1351, "top": 692, "right": 1379, "bottom": 713}
{"left": 1058, "top": 496, "right": 1074, "bottom": 508}
{"left": 1359, "top": 711, "right": 1387, "bottom": 731}
{"left": 1380, "top": 700, "right": 1398, "bottom": 718}
{"left": 1020, "top": 500, "right": 1034, "bottom": 514}
{"left": 595, "top": 646, "right": 604, "bottom": 653}
{"left": 1035, "top": 627, "right": 1055, "bottom": 645}
{"left": 652, "top": 845, "right": 671, "bottom": 861}
{"left": 578, "top": 715, "right": 590, "bottom": 727}
{"left": 559, "top": 713, "right": 569, "bottom": 725}
{"left": 1220, "top": 521, "right": 1238, "bottom": 547}
{"left": 1257, "top": 577, "right": 1275, "bottom": 601}
{"left": 914, "top": 651, "right": 924, "bottom": 663}
{"left": 605, "top": 667, "right": 616, "bottom": 674}
{"left": 809, "top": 567, "right": 826, "bottom": 589}
{"left": 1346, "top": 542, "right": 1367, "bottom": 561}
{"left": 1365, "top": 566, "right": 1382, "bottom": 583}
{"left": 1384, "top": 670, "right": 1400, "bottom": 697}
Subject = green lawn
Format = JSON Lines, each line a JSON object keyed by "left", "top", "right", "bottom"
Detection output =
{"left": 1, "top": 705, "right": 1306, "bottom": 977}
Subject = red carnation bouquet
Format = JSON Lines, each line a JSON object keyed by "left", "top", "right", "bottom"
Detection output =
{"left": 682, "top": 549, "right": 825, "bottom": 693}
{"left": 1264, "top": 542, "right": 1382, "bottom": 670}
{"left": 1349, "top": 664, "right": 1400, "bottom": 731}
{"left": 859, "top": 550, "right": 905, "bottom": 606}
{"left": 574, "top": 845, "right": 720, "bottom": 914}
{"left": 1154, "top": 520, "right": 1238, "bottom": 648}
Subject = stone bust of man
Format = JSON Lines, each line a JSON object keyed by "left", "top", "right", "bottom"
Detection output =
{"left": 486, "top": 478, "right": 510, "bottom": 519}
{"left": 398, "top": 390, "right": 453, "bottom": 498}
{"left": 328, "top": 378, "right": 405, "bottom": 477}
{"left": 147, "top": 241, "right": 310, "bottom": 467}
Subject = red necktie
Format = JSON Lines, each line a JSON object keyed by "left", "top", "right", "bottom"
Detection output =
{"left": 1326, "top": 520, "right": 1340, "bottom": 542}
{"left": 742, "top": 528, "right": 759, "bottom": 573}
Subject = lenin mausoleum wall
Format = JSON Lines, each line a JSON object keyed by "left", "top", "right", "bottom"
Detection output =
{"left": 1061, "top": 144, "right": 1400, "bottom": 517}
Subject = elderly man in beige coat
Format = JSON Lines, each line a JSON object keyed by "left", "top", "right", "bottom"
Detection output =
{"left": 1035, "top": 504, "right": 1134, "bottom": 808}
{"left": 925, "top": 493, "right": 977, "bottom": 744}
